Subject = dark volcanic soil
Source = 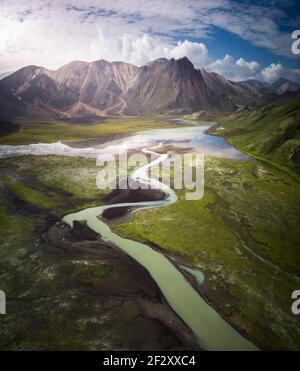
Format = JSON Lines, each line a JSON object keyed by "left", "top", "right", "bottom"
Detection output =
{"left": 44, "top": 219, "right": 199, "bottom": 350}
{"left": 0, "top": 120, "right": 20, "bottom": 137}
{"left": 0, "top": 163, "right": 199, "bottom": 350}
{"left": 104, "top": 187, "right": 166, "bottom": 204}
{"left": 101, "top": 187, "right": 166, "bottom": 221}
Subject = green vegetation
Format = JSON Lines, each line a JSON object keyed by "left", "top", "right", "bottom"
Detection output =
{"left": 0, "top": 117, "right": 186, "bottom": 350}
{"left": 214, "top": 93, "right": 300, "bottom": 172}
{"left": 113, "top": 156, "right": 300, "bottom": 350}
{"left": 0, "top": 155, "right": 178, "bottom": 350}
{"left": 0, "top": 156, "right": 109, "bottom": 213}
{"left": 0, "top": 155, "right": 108, "bottom": 349}
{"left": 1, "top": 111, "right": 300, "bottom": 350}
{"left": 0, "top": 116, "right": 177, "bottom": 145}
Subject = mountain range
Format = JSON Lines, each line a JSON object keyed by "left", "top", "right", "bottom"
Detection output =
{"left": 0, "top": 57, "right": 299, "bottom": 119}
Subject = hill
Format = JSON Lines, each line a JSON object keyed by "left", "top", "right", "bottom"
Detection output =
{"left": 217, "top": 92, "right": 300, "bottom": 171}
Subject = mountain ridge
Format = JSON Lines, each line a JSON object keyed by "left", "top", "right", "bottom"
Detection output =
{"left": 0, "top": 57, "right": 299, "bottom": 119}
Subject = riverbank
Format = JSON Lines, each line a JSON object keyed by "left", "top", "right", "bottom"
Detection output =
{"left": 62, "top": 144, "right": 258, "bottom": 351}
{"left": 112, "top": 155, "right": 300, "bottom": 350}
{"left": 44, "top": 219, "right": 199, "bottom": 349}
{"left": 0, "top": 116, "right": 179, "bottom": 145}
{"left": 1, "top": 118, "right": 299, "bottom": 350}
{"left": 96, "top": 186, "right": 261, "bottom": 350}
{"left": 0, "top": 154, "right": 196, "bottom": 350}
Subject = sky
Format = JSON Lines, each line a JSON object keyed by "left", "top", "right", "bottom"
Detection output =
{"left": 0, "top": 0, "right": 300, "bottom": 83}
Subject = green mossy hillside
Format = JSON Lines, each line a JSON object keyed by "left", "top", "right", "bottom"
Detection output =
{"left": 112, "top": 157, "right": 300, "bottom": 350}
{"left": 215, "top": 93, "right": 300, "bottom": 171}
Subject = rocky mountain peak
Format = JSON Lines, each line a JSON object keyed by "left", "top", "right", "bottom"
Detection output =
{"left": 0, "top": 57, "right": 297, "bottom": 119}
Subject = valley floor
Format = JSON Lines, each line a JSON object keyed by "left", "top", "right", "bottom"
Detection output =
{"left": 0, "top": 155, "right": 192, "bottom": 350}
{"left": 0, "top": 116, "right": 299, "bottom": 350}
{"left": 113, "top": 155, "right": 300, "bottom": 350}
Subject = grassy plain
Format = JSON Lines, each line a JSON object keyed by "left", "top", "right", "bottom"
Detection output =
{"left": 0, "top": 155, "right": 182, "bottom": 350}
{"left": 1, "top": 115, "right": 299, "bottom": 350}
{"left": 113, "top": 156, "right": 300, "bottom": 350}
{"left": 0, "top": 155, "right": 107, "bottom": 349}
{"left": 0, "top": 116, "right": 177, "bottom": 145}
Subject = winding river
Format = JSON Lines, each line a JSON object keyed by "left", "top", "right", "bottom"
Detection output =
{"left": 0, "top": 122, "right": 258, "bottom": 350}
{"left": 62, "top": 127, "right": 257, "bottom": 351}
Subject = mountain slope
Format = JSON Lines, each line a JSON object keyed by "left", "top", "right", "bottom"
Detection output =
{"left": 124, "top": 57, "right": 221, "bottom": 114}
{"left": 217, "top": 92, "right": 300, "bottom": 171}
{"left": 271, "top": 78, "right": 300, "bottom": 95}
{"left": 0, "top": 57, "right": 298, "bottom": 119}
{"left": 0, "top": 60, "right": 138, "bottom": 118}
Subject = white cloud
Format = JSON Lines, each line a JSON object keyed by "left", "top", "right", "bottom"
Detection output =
{"left": 212, "top": 58, "right": 300, "bottom": 84}
{"left": 0, "top": 8, "right": 209, "bottom": 72}
{"left": 206, "top": 55, "right": 300, "bottom": 84}
{"left": 93, "top": 33, "right": 209, "bottom": 68}
{"left": 261, "top": 63, "right": 283, "bottom": 82}
{"left": 261, "top": 63, "right": 300, "bottom": 83}
{"left": 169, "top": 40, "right": 209, "bottom": 67}
{"left": 206, "top": 55, "right": 261, "bottom": 81}
{"left": 0, "top": 0, "right": 299, "bottom": 84}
